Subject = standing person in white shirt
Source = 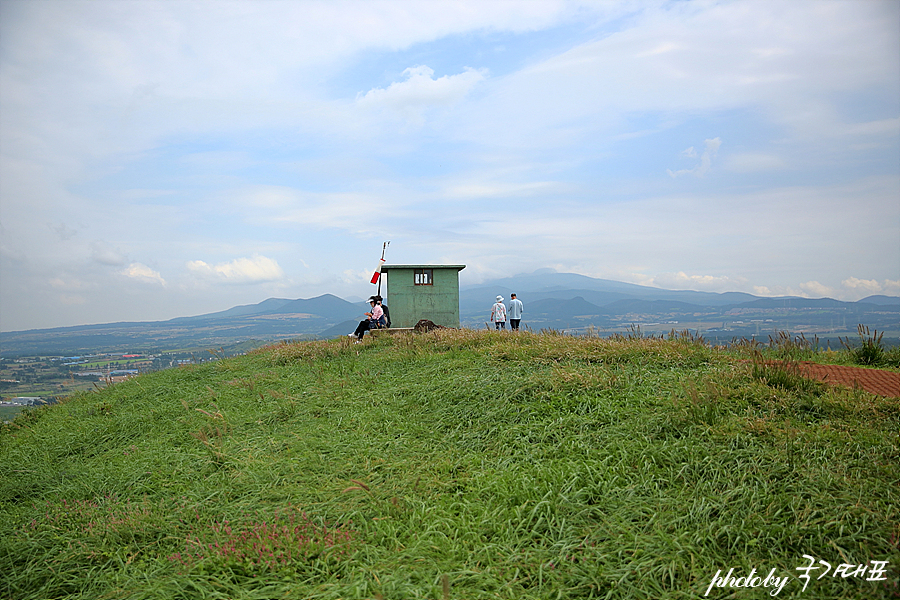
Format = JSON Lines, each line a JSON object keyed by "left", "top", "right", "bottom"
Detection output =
{"left": 508, "top": 293, "right": 524, "bottom": 331}
{"left": 491, "top": 295, "right": 507, "bottom": 330}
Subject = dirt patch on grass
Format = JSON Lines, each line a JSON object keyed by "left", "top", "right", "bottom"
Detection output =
{"left": 798, "top": 362, "right": 900, "bottom": 397}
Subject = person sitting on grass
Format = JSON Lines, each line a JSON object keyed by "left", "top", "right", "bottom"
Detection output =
{"left": 350, "top": 297, "right": 386, "bottom": 342}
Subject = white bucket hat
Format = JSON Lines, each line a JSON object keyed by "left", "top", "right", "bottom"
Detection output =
{"left": 496, "top": 295, "right": 503, "bottom": 302}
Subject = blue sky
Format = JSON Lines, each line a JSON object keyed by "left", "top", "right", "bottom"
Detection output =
{"left": 1, "top": 0, "right": 898, "bottom": 331}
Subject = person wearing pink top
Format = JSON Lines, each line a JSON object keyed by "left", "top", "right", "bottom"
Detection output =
{"left": 350, "top": 297, "right": 387, "bottom": 341}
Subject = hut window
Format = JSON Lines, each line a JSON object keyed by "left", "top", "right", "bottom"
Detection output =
{"left": 414, "top": 269, "right": 433, "bottom": 285}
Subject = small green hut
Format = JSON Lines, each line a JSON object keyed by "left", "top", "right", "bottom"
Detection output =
{"left": 380, "top": 264, "right": 466, "bottom": 328}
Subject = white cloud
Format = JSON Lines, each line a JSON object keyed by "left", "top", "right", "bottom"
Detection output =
{"left": 667, "top": 137, "right": 721, "bottom": 177}
{"left": 751, "top": 285, "right": 776, "bottom": 297}
{"left": 750, "top": 284, "right": 807, "bottom": 298}
{"left": 749, "top": 278, "right": 900, "bottom": 301}
{"left": 841, "top": 277, "right": 900, "bottom": 300}
{"left": 49, "top": 276, "right": 91, "bottom": 291}
{"left": 186, "top": 255, "right": 284, "bottom": 284}
{"left": 453, "top": 0, "right": 898, "bottom": 153}
{"left": 840, "top": 117, "right": 900, "bottom": 138}
{"left": 798, "top": 280, "right": 833, "bottom": 298}
{"left": 649, "top": 271, "right": 746, "bottom": 293}
{"left": 841, "top": 277, "right": 882, "bottom": 295}
{"left": 122, "top": 263, "right": 166, "bottom": 286}
{"left": 357, "top": 65, "right": 487, "bottom": 124}
{"left": 235, "top": 185, "right": 396, "bottom": 236}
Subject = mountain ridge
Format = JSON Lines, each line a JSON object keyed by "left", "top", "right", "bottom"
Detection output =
{"left": 2, "top": 271, "right": 897, "bottom": 355}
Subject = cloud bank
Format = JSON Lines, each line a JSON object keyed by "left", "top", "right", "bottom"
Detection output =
{"left": 186, "top": 256, "right": 285, "bottom": 284}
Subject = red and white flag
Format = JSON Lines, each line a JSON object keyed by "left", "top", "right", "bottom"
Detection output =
{"left": 370, "top": 259, "right": 385, "bottom": 284}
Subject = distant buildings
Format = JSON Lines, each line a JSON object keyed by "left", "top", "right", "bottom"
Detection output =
{"left": 0, "top": 396, "right": 52, "bottom": 407}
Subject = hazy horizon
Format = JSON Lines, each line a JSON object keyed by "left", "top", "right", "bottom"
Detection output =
{"left": 2, "top": 268, "right": 897, "bottom": 335}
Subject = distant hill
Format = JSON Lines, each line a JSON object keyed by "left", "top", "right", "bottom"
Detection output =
{"left": 858, "top": 295, "right": 900, "bottom": 307}
{"left": 170, "top": 298, "right": 294, "bottom": 320}
{"left": 459, "top": 270, "right": 899, "bottom": 339}
{"left": 2, "top": 271, "right": 898, "bottom": 355}
{"left": 0, "top": 294, "right": 370, "bottom": 356}
{"left": 596, "top": 299, "right": 711, "bottom": 315}
{"left": 265, "top": 294, "right": 362, "bottom": 320}
{"left": 731, "top": 297, "right": 854, "bottom": 309}
{"left": 167, "top": 294, "right": 361, "bottom": 323}
{"left": 525, "top": 297, "right": 607, "bottom": 318}
{"left": 461, "top": 271, "right": 759, "bottom": 309}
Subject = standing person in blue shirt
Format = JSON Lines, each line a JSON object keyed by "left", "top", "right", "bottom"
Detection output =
{"left": 491, "top": 295, "right": 507, "bottom": 330}
{"left": 508, "top": 293, "right": 524, "bottom": 331}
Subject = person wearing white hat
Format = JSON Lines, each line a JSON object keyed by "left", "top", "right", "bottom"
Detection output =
{"left": 491, "top": 295, "right": 507, "bottom": 330}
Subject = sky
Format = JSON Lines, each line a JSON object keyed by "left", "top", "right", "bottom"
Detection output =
{"left": 1, "top": 0, "right": 898, "bottom": 332}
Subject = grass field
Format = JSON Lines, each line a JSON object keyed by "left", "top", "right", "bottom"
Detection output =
{"left": 1, "top": 329, "right": 897, "bottom": 599}
{"left": 0, "top": 405, "right": 26, "bottom": 423}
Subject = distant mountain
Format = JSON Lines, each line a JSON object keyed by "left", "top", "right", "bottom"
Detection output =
{"left": 467, "top": 270, "right": 651, "bottom": 295}
{"left": 2, "top": 271, "right": 898, "bottom": 355}
{"left": 462, "top": 286, "right": 637, "bottom": 312}
{"left": 596, "top": 299, "right": 711, "bottom": 315}
{"left": 458, "top": 270, "right": 899, "bottom": 339}
{"left": 169, "top": 298, "right": 294, "bottom": 321}
{"left": 460, "top": 271, "right": 759, "bottom": 313}
{"left": 262, "top": 294, "right": 361, "bottom": 320}
{"left": 731, "top": 297, "right": 851, "bottom": 309}
{"left": 858, "top": 295, "right": 900, "bottom": 306}
{"left": 0, "top": 294, "right": 371, "bottom": 356}
{"left": 168, "top": 294, "right": 361, "bottom": 323}
{"left": 506, "top": 296, "right": 723, "bottom": 328}
{"left": 526, "top": 297, "right": 607, "bottom": 318}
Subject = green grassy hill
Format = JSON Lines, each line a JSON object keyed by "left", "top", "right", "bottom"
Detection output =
{"left": 1, "top": 330, "right": 898, "bottom": 599}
